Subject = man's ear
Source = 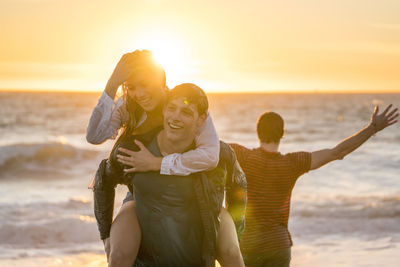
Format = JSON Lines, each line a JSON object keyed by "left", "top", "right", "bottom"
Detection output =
{"left": 196, "top": 113, "right": 207, "bottom": 128}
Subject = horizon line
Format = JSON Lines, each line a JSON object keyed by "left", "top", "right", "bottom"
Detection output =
{"left": 1, "top": 88, "right": 400, "bottom": 94}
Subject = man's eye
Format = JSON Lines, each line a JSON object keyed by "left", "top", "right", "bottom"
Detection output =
{"left": 182, "top": 110, "right": 193, "bottom": 116}
{"left": 167, "top": 106, "right": 175, "bottom": 111}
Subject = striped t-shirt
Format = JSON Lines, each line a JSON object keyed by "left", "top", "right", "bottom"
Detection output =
{"left": 229, "top": 143, "right": 311, "bottom": 253}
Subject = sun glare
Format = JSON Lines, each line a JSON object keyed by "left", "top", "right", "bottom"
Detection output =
{"left": 132, "top": 30, "right": 191, "bottom": 87}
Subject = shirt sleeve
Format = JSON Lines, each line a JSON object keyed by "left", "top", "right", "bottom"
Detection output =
{"left": 86, "top": 91, "right": 126, "bottom": 144}
{"left": 287, "top": 151, "right": 312, "bottom": 177}
{"left": 160, "top": 113, "right": 220, "bottom": 176}
{"left": 228, "top": 143, "right": 247, "bottom": 165}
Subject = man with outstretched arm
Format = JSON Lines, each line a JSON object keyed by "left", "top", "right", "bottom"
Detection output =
{"left": 229, "top": 104, "right": 398, "bottom": 267}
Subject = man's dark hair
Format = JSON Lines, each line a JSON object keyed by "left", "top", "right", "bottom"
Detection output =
{"left": 168, "top": 83, "right": 208, "bottom": 116}
{"left": 257, "top": 111, "right": 284, "bottom": 143}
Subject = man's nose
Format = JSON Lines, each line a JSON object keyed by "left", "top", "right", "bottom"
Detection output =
{"left": 170, "top": 110, "right": 182, "bottom": 121}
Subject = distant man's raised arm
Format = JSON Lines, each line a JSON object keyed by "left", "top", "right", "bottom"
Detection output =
{"left": 310, "top": 104, "right": 398, "bottom": 170}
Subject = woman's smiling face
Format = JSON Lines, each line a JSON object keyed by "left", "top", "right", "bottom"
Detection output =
{"left": 123, "top": 50, "right": 167, "bottom": 112}
{"left": 124, "top": 79, "right": 165, "bottom": 112}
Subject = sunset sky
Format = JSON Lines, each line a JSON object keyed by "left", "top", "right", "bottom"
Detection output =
{"left": 1, "top": 0, "right": 400, "bottom": 93}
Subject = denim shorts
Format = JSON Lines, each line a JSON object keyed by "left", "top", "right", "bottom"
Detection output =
{"left": 122, "top": 191, "right": 135, "bottom": 204}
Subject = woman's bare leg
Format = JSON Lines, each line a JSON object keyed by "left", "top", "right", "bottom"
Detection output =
{"left": 216, "top": 208, "right": 245, "bottom": 267}
{"left": 108, "top": 201, "right": 141, "bottom": 267}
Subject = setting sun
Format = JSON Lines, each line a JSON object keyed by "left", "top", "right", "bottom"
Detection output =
{"left": 130, "top": 29, "right": 192, "bottom": 88}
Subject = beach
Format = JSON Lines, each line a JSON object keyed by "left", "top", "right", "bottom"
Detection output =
{"left": 0, "top": 91, "right": 399, "bottom": 266}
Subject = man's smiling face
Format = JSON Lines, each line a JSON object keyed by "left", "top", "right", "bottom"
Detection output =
{"left": 163, "top": 96, "right": 205, "bottom": 143}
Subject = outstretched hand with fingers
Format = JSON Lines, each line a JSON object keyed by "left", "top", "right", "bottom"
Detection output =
{"left": 370, "top": 104, "right": 399, "bottom": 133}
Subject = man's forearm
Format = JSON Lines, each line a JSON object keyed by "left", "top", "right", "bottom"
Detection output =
{"left": 311, "top": 105, "right": 398, "bottom": 170}
{"left": 332, "top": 123, "right": 375, "bottom": 160}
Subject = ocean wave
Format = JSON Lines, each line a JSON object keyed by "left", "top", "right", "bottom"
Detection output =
{"left": 0, "top": 198, "right": 93, "bottom": 222}
{"left": 0, "top": 216, "right": 98, "bottom": 247}
{"left": 0, "top": 198, "right": 99, "bottom": 247}
{"left": 0, "top": 142, "right": 99, "bottom": 174}
{"left": 289, "top": 195, "right": 400, "bottom": 238}
{"left": 293, "top": 195, "right": 400, "bottom": 219}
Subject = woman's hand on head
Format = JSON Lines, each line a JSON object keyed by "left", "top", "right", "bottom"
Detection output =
{"left": 108, "top": 52, "right": 139, "bottom": 88}
{"left": 105, "top": 51, "right": 142, "bottom": 98}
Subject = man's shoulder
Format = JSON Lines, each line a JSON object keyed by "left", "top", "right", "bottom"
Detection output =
{"left": 219, "top": 141, "right": 233, "bottom": 152}
{"left": 228, "top": 142, "right": 252, "bottom": 156}
{"left": 218, "top": 141, "right": 235, "bottom": 164}
{"left": 283, "top": 151, "right": 312, "bottom": 159}
{"left": 282, "top": 151, "right": 312, "bottom": 173}
{"left": 227, "top": 142, "right": 248, "bottom": 152}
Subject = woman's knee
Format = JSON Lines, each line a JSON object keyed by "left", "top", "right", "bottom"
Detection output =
{"left": 219, "top": 242, "right": 242, "bottom": 261}
{"left": 217, "top": 208, "right": 244, "bottom": 266}
{"left": 109, "top": 200, "right": 141, "bottom": 266}
{"left": 109, "top": 245, "right": 135, "bottom": 267}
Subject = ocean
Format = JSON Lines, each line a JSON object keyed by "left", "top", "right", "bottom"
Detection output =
{"left": 0, "top": 91, "right": 399, "bottom": 266}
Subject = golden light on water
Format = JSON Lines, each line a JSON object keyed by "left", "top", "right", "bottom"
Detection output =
{"left": 78, "top": 215, "right": 96, "bottom": 223}
{"left": 58, "top": 136, "right": 67, "bottom": 145}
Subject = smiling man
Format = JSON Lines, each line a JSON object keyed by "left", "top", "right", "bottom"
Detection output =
{"left": 122, "top": 83, "right": 246, "bottom": 266}
{"left": 131, "top": 83, "right": 205, "bottom": 266}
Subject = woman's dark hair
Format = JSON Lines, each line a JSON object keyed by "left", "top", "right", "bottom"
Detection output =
{"left": 108, "top": 97, "right": 145, "bottom": 163}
